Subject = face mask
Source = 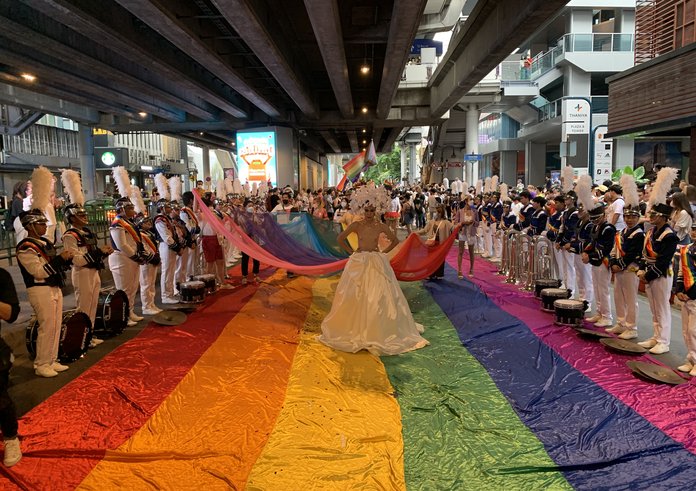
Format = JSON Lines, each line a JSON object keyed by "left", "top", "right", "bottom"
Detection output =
{"left": 246, "top": 207, "right": 254, "bottom": 213}
{"left": 341, "top": 200, "right": 347, "bottom": 208}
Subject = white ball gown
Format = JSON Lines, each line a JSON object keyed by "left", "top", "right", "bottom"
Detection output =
{"left": 318, "top": 251, "right": 429, "bottom": 356}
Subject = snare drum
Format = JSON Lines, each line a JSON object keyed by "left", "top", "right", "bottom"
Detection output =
{"left": 553, "top": 299, "right": 588, "bottom": 326}
{"left": 193, "top": 274, "right": 216, "bottom": 295}
{"left": 180, "top": 281, "right": 205, "bottom": 303}
{"left": 94, "top": 289, "right": 129, "bottom": 338}
{"left": 26, "top": 310, "right": 91, "bottom": 363}
{"left": 540, "top": 288, "right": 571, "bottom": 312}
{"left": 534, "top": 279, "right": 562, "bottom": 299}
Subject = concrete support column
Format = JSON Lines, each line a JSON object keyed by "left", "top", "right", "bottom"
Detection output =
{"left": 525, "top": 141, "right": 546, "bottom": 187}
{"left": 201, "top": 145, "right": 210, "bottom": 190}
{"left": 614, "top": 138, "right": 634, "bottom": 174}
{"left": 466, "top": 104, "right": 480, "bottom": 184}
{"left": 180, "top": 139, "right": 191, "bottom": 192}
{"left": 78, "top": 125, "right": 96, "bottom": 201}
{"left": 409, "top": 144, "right": 417, "bottom": 183}
{"left": 400, "top": 146, "right": 408, "bottom": 181}
{"left": 500, "top": 150, "right": 518, "bottom": 185}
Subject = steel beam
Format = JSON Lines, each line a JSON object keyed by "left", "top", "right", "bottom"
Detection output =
{"left": 0, "top": 82, "right": 99, "bottom": 124}
{"left": 376, "top": 0, "right": 429, "bottom": 119}
{"left": 211, "top": 0, "right": 318, "bottom": 119}
{"left": 114, "top": 0, "right": 281, "bottom": 118}
{"left": 381, "top": 127, "right": 402, "bottom": 153}
{"left": 102, "top": 121, "right": 245, "bottom": 133}
{"left": 429, "top": 0, "right": 567, "bottom": 117}
{"left": 19, "top": 0, "right": 248, "bottom": 119}
{"left": 319, "top": 131, "right": 341, "bottom": 154}
{"left": 0, "top": 107, "right": 44, "bottom": 136}
{"left": 303, "top": 0, "right": 353, "bottom": 119}
{"left": 372, "top": 127, "right": 384, "bottom": 151}
{"left": 0, "top": 10, "right": 216, "bottom": 122}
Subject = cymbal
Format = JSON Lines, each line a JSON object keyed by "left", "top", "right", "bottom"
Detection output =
{"left": 600, "top": 338, "right": 648, "bottom": 354}
{"left": 574, "top": 327, "right": 613, "bottom": 339}
{"left": 627, "top": 361, "right": 688, "bottom": 385}
{"left": 152, "top": 310, "right": 187, "bottom": 326}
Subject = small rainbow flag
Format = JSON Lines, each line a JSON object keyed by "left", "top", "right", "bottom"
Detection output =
{"left": 342, "top": 151, "right": 366, "bottom": 182}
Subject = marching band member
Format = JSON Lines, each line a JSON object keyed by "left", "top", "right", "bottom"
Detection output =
{"left": 136, "top": 216, "right": 162, "bottom": 315}
{"left": 155, "top": 200, "right": 181, "bottom": 304}
{"left": 527, "top": 196, "right": 548, "bottom": 236}
{"left": 558, "top": 192, "right": 579, "bottom": 295}
{"left": 180, "top": 191, "right": 201, "bottom": 279}
{"left": 0, "top": 266, "right": 21, "bottom": 465}
{"left": 513, "top": 191, "right": 532, "bottom": 232}
{"left": 109, "top": 198, "right": 145, "bottom": 325}
{"left": 570, "top": 177, "right": 594, "bottom": 311}
{"left": 481, "top": 193, "right": 493, "bottom": 257}
{"left": 490, "top": 190, "right": 504, "bottom": 259}
{"left": 170, "top": 200, "right": 190, "bottom": 292}
{"left": 637, "top": 167, "right": 679, "bottom": 354}
{"left": 607, "top": 175, "right": 644, "bottom": 339}
{"left": 675, "top": 222, "right": 696, "bottom": 377}
{"left": 61, "top": 169, "right": 113, "bottom": 348}
{"left": 582, "top": 203, "right": 616, "bottom": 328}
{"left": 548, "top": 195, "right": 565, "bottom": 286}
{"left": 17, "top": 209, "right": 74, "bottom": 377}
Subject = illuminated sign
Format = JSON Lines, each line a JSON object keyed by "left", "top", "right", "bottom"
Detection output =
{"left": 101, "top": 151, "right": 116, "bottom": 166}
{"left": 236, "top": 131, "right": 277, "bottom": 186}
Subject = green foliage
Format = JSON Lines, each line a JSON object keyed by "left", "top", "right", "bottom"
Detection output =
{"left": 363, "top": 146, "right": 402, "bottom": 183}
{"left": 611, "top": 165, "right": 648, "bottom": 185}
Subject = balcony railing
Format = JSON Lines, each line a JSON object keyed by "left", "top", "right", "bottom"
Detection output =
{"left": 536, "top": 96, "right": 609, "bottom": 123}
{"left": 562, "top": 33, "right": 634, "bottom": 53}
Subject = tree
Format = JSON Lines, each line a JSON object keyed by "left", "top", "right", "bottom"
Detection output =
{"left": 363, "top": 145, "right": 401, "bottom": 184}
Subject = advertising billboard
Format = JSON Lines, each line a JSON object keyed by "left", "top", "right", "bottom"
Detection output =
{"left": 236, "top": 131, "right": 277, "bottom": 186}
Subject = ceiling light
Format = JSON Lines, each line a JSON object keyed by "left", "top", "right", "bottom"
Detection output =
{"left": 20, "top": 73, "right": 36, "bottom": 82}
{"left": 361, "top": 107, "right": 368, "bottom": 114}
{"left": 138, "top": 112, "right": 147, "bottom": 117}
{"left": 360, "top": 64, "right": 370, "bottom": 75}
{"left": 199, "top": 132, "right": 204, "bottom": 136}
{"left": 362, "top": 139, "right": 367, "bottom": 144}
{"left": 362, "top": 129, "right": 366, "bottom": 133}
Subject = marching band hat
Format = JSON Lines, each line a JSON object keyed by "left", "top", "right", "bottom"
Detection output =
{"left": 114, "top": 197, "right": 133, "bottom": 212}
{"left": 588, "top": 203, "right": 605, "bottom": 218}
{"left": 63, "top": 202, "right": 87, "bottom": 221}
{"left": 19, "top": 209, "right": 48, "bottom": 228}
{"left": 623, "top": 204, "right": 642, "bottom": 217}
{"left": 649, "top": 202, "right": 673, "bottom": 218}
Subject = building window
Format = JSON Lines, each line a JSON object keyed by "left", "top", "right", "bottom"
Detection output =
{"left": 675, "top": 0, "right": 696, "bottom": 49}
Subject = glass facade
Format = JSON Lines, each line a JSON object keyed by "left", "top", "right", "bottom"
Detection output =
{"left": 478, "top": 114, "right": 520, "bottom": 145}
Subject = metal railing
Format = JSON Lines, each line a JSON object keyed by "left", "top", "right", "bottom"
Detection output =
{"left": 562, "top": 33, "right": 634, "bottom": 53}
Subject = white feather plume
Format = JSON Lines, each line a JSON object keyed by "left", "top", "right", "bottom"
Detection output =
{"left": 31, "top": 166, "right": 52, "bottom": 212}
{"left": 475, "top": 179, "right": 482, "bottom": 195}
{"left": 215, "top": 179, "right": 225, "bottom": 199}
{"left": 462, "top": 182, "right": 469, "bottom": 195}
{"left": 491, "top": 175, "right": 499, "bottom": 193}
{"left": 575, "top": 174, "right": 594, "bottom": 211}
{"left": 154, "top": 173, "right": 170, "bottom": 201}
{"left": 620, "top": 173, "right": 639, "bottom": 209}
{"left": 232, "top": 178, "right": 243, "bottom": 195}
{"left": 130, "top": 185, "right": 146, "bottom": 215}
{"left": 500, "top": 183, "right": 509, "bottom": 202}
{"left": 61, "top": 168, "right": 84, "bottom": 206}
{"left": 169, "top": 176, "right": 182, "bottom": 202}
{"left": 648, "top": 166, "right": 679, "bottom": 207}
{"left": 483, "top": 177, "right": 491, "bottom": 193}
{"left": 243, "top": 182, "right": 250, "bottom": 197}
{"left": 258, "top": 181, "right": 268, "bottom": 198}
{"left": 224, "top": 177, "right": 234, "bottom": 195}
{"left": 112, "top": 166, "right": 131, "bottom": 199}
{"left": 252, "top": 182, "right": 258, "bottom": 196}
{"left": 562, "top": 166, "right": 575, "bottom": 192}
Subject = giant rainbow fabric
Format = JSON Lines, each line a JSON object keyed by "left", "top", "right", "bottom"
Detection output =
{"left": 3, "top": 252, "right": 695, "bottom": 489}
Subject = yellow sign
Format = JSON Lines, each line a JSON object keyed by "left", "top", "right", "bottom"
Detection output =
{"left": 92, "top": 128, "right": 112, "bottom": 135}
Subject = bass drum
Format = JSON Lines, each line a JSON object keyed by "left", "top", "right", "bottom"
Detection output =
{"left": 94, "top": 289, "right": 129, "bottom": 338}
{"left": 26, "top": 310, "right": 91, "bottom": 363}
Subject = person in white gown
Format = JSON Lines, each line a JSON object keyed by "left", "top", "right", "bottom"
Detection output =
{"left": 318, "top": 185, "right": 429, "bottom": 356}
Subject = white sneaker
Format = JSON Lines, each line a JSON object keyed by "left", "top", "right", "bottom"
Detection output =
{"left": 161, "top": 298, "right": 179, "bottom": 305}
{"left": 594, "top": 318, "right": 613, "bottom": 328}
{"left": 618, "top": 330, "right": 638, "bottom": 340}
{"left": 605, "top": 325, "right": 624, "bottom": 333}
{"left": 649, "top": 343, "right": 670, "bottom": 355}
{"left": 220, "top": 284, "right": 234, "bottom": 290}
{"left": 241, "top": 278, "right": 248, "bottom": 285}
{"left": 677, "top": 362, "right": 694, "bottom": 373}
{"left": 637, "top": 338, "right": 657, "bottom": 349}
{"left": 3, "top": 438, "right": 21, "bottom": 467}
{"left": 51, "top": 362, "right": 69, "bottom": 372}
{"left": 586, "top": 314, "right": 601, "bottom": 323}
{"left": 127, "top": 319, "right": 137, "bottom": 327}
{"left": 91, "top": 337, "right": 104, "bottom": 346}
{"left": 129, "top": 313, "right": 144, "bottom": 322}
{"left": 35, "top": 366, "right": 58, "bottom": 378}
{"left": 142, "top": 308, "right": 162, "bottom": 316}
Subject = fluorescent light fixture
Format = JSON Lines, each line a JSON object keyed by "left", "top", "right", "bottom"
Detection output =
{"left": 141, "top": 165, "right": 153, "bottom": 171}
{"left": 20, "top": 73, "right": 36, "bottom": 82}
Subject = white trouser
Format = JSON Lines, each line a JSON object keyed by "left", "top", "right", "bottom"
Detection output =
{"left": 552, "top": 247, "right": 565, "bottom": 288}
{"left": 591, "top": 264, "right": 612, "bottom": 321}
{"left": 186, "top": 244, "right": 199, "bottom": 278}
{"left": 108, "top": 253, "right": 139, "bottom": 316}
{"left": 573, "top": 254, "right": 593, "bottom": 308}
{"left": 28, "top": 286, "right": 62, "bottom": 369}
{"left": 159, "top": 243, "right": 177, "bottom": 300}
{"left": 681, "top": 299, "right": 696, "bottom": 364}
{"left": 476, "top": 224, "right": 485, "bottom": 254}
{"left": 483, "top": 223, "right": 493, "bottom": 256}
{"left": 72, "top": 267, "right": 100, "bottom": 326}
{"left": 139, "top": 263, "right": 158, "bottom": 311}
{"left": 492, "top": 224, "right": 502, "bottom": 258}
{"left": 175, "top": 246, "right": 189, "bottom": 287}
{"left": 562, "top": 249, "right": 577, "bottom": 295}
{"left": 645, "top": 275, "right": 672, "bottom": 345}
{"left": 614, "top": 269, "right": 639, "bottom": 330}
